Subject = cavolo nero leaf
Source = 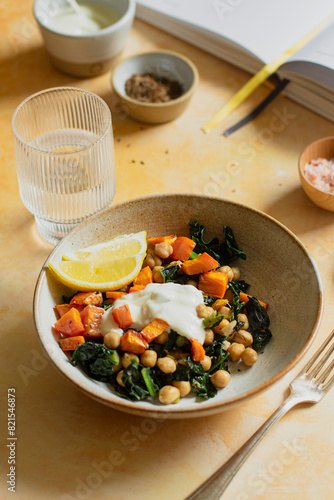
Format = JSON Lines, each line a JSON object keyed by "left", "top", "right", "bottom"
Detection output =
{"left": 245, "top": 297, "right": 272, "bottom": 351}
{"left": 160, "top": 264, "right": 181, "bottom": 283}
{"left": 184, "top": 357, "right": 217, "bottom": 399}
{"left": 121, "top": 360, "right": 150, "bottom": 400}
{"left": 191, "top": 373, "right": 217, "bottom": 400}
{"left": 188, "top": 221, "right": 221, "bottom": 261}
{"left": 87, "top": 358, "right": 116, "bottom": 381}
{"left": 205, "top": 337, "right": 229, "bottom": 374}
{"left": 188, "top": 222, "right": 246, "bottom": 266}
{"left": 141, "top": 367, "right": 159, "bottom": 397}
{"left": 71, "top": 342, "right": 119, "bottom": 382}
{"left": 162, "top": 330, "right": 178, "bottom": 351}
{"left": 227, "top": 280, "right": 248, "bottom": 322}
{"left": 71, "top": 342, "right": 115, "bottom": 365}
{"left": 203, "top": 295, "right": 217, "bottom": 307}
{"left": 221, "top": 225, "right": 247, "bottom": 263}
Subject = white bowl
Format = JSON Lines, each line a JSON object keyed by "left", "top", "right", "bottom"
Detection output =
{"left": 34, "top": 194, "right": 323, "bottom": 418}
{"left": 34, "top": 0, "right": 135, "bottom": 77}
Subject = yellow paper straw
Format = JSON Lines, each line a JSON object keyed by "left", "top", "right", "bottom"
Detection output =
{"left": 202, "top": 20, "right": 330, "bottom": 133}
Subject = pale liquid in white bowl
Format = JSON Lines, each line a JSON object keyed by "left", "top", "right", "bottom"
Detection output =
{"left": 47, "top": 2, "right": 121, "bottom": 35}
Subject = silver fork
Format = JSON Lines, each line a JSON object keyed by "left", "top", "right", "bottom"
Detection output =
{"left": 185, "top": 329, "right": 334, "bottom": 500}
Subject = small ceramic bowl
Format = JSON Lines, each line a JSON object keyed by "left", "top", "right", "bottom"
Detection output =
{"left": 299, "top": 136, "right": 334, "bottom": 212}
{"left": 33, "top": 0, "right": 135, "bottom": 77}
{"left": 34, "top": 194, "right": 323, "bottom": 419}
{"left": 111, "top": 50, "right": 199, "bottom": 124}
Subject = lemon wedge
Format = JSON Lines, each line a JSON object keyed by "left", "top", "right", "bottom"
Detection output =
{"left": 62, "top": 230, "right": 147, "bottom": 262}
{"left": 48, "top": 252, "right": 146, "bottom": 291}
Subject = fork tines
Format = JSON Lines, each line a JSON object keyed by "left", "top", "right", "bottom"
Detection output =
{"left": 301, "top": 329, "right": 334, "bottom": 389}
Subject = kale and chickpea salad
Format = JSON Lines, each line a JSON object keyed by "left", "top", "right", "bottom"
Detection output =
{"left": 53, "top": 222, "right": 272, "bottom": 405}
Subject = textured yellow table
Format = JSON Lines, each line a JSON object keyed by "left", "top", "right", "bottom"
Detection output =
{"left": 1, "top": 3, "right": 334, "bottom": 499}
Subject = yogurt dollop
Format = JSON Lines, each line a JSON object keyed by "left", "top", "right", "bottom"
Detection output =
{"left": 101, "top": 283, "right": 207, "bottom": 345}
{"left": 47, "top": 2, "right": 121, "bottom": 35}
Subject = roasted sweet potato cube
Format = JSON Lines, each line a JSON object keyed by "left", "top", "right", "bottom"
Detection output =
{"left": 119, "top": 330, "right": 148, "bottom": 354}
{"left": 54, "top": 308, "right": 85, "bottom": 337}
{"left": 198, "top": 271, "right": 228, "bottom": 298}
{"left": 80, "top": 305, "right": 104, "bottom": 338}
{"left": 190, "top": 338, "right": 205, "bottom": 362}
{"left": 140, "top": 318, "right": 169, "bottom": 343}
{"left": 70, "top": 291, "right": 103, "bottom": 307}
{"left": 112, "top": 304, "right": 133, "bottom": 329}
{"left": 59, "top": 336, "right": 85, "bottom": 351}
{"left": 55, "top": 303, "right": 84, "bottom": 318}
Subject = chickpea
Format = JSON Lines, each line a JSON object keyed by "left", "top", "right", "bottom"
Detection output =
{"left": 211, "top": 370, "right": 230, "bottom": 388}
{"left": 122, "top": 352, "right": 139, "bottom": 368}
{"left": 152, "top": 266, "right": 164, "bottom": 283}
{"left": 200, "top": 355, "right": 212, "bottom": 371}
{"left": 228, "top": 343, "right": 245, "bottom": 362}
{"left": 213, "top": 298, "right": 229, "bottom": 311}
{"left": 213, "top": 318, "right": 230, "bottom": 335}
{"left": 222, "top": 340, "right": 231, "bottom": 351}
{"left": 154, "top": 242, "right": 173, "bottom": 259}
{"left": 112, "top": 358, "right": 123, "bottom": 373}
{"left": 175, "top": 352, "right": 189, "bottom": 366}
{"left": 169, "top": 260, "right": 182, "bottom": 267}
{"left": 172, "top": 380, "right": 191, "bottom": 397}
{"left": 204, "top": 328, "right": 214, "bottom": 344}
{"left": 218, "top": 305, "right": 233, "bottom": 318}
{"left": 154, "top": 331, "right": 169, "bottom": 344}
{"left": 215, "top": 319, "right": 237, "bottom": 337}
{"left": 234, "top": 330, "right": 253, "bottom": 347}
{"left": 140, "top": 350, "right": 157, "bottom": 368}
{"left": 237, "top": 313, "right": 249, "bottom": 330}
{"left": 116, "top": 370, "right": 125, "bottom": 387}
{"left": 103, "top": 331, "right": 121, "bottom": 350}
{"left": 196, "top": 304, "right": 214, "bottom": 319}
{"left": 187, "top": 280, "right": 198, "bottom": 288}
{"left": 231, "top": 267, "right": 241, "bottom": 281}
{"left": 159, "top": 385, "right": 180, "bottom": 405}
{"left": 157, "top": 356, "right": 177, "bottom": 374}
{"left": 241, "top": 348, "right": 258, "bottom": 367}
{"left": 171, "top": 349, "right": 184, "bottom": 360}
{"left": 144, "top": 250, "right": 162, "bottom": 269}
{"left": 219, "top": 265, "right": 233, "bottom": 281}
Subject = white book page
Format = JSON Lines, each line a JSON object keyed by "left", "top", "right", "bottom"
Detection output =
{"left": 285, "top": 23, "right": 334, "bottom": 69}
{"left": 278, "top": 24, "right": 334, "bottom": 90}
{"left": 137, "top": 0, "right": 334, "bottom": 63}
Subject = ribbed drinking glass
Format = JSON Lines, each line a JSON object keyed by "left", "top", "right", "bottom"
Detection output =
{"left": 12, "top": 87, "right": 116, "bottom": 244}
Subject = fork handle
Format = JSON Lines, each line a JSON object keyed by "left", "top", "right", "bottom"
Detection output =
{"left": 185, "top": 394, "right": 302, "bottom": 500}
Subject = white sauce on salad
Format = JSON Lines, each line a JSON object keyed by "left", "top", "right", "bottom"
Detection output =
{"left": 101, "top": 283, "right": 207, "bottom": 345}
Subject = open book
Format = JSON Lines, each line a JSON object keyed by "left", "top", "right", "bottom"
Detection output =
{"left": 136, "top": 0, "right": 334, "bottom": 122}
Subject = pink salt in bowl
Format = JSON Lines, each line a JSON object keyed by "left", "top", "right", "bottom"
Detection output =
{"left": 299, "top": 136, "right": 334, "bottom": 212}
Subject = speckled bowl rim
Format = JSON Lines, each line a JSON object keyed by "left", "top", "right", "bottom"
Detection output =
{"left": 33, "top": 194, "right": 323, "bottom": 418}
{"left": 111, "top": 50, "right": 199, "bottom": 109}
{"left": 298, "top": 136, "right": 334, "bottom": 196}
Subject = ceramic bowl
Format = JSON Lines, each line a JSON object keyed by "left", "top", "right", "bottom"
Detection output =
{"left": 34, "top": 194, "right": 323, "bottom": 419}
{"left": 111, "top": 51, "right": 199, "bottom": 124}
{"left": 33, "top": 0, "right": 135, "bottom": 77}
{"left": 299, "top": 136, "right": 334, "bottom": 212}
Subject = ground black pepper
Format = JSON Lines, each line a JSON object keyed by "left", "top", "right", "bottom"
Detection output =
{"left": 125, "top": 73, "right": 183, "bottom": 103}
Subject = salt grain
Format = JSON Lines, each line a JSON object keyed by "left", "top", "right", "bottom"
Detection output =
{"left": 304, "top": 157, "right": 334, "bottom": 194}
